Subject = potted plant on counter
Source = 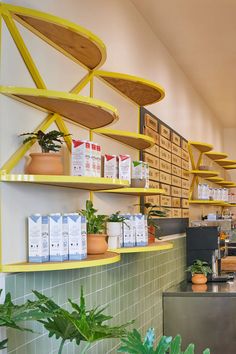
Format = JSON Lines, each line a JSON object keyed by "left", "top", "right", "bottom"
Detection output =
{"left": 20, "top": 129, "right": 71, "bottom": 175}
{"left": 144, "top": 203, "right": 168, "bottom": 244}
{"left": 186, "top": 259, "right": 212, "bottom": 285}
{"left": 79, "top": 200, "right": 108, "bottom": 255}
{"left": 106, "top": 211, "right": 127, "bottom": 249}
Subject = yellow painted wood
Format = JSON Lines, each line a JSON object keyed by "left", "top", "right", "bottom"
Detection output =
{"left": 2, "top": 3, "right": 106, "bottom": 70}
{"left": 0, "top": 86, "right": 119, "bottom": 129}
{"left": 95, "top": 70, "right": 165, "bottom": 106}
{"left": 97, "top": 188, "right": 165, "bottom": 196}
{"left": 206, "top": 176, "right": 224, "bottom": 182}
{"left": 217, "top": 181, "right": 235, "bottom": 186}
{"left": 110, "top": 241, "right": 173, "bottom": 253}
{"left": 205, "top": 151, "right": 228, "bottom": 160}
{"left": 93, "top": 128, "right": 155, "bottom": 150}
{"left": 215, "top": 159, "right": 236, "bottom": 166}
{"left": 188, "top": 141, "right": 213, "bottom": 153}
{"left": 189, "top": 200, "right": 225, "bottom": 206}
{"left": 0, "top": 251, "right": 120, "bottom": 272}
{"left": 188, "top": 170, "right": 219, "bottom": 178}
{"left": 0, "top": 174, "right": 130, "bottom": 190}
{"left": 224, "top": 166, "right": 236, "bottom": 170}
{"left": 55, "top": 115, "right": 72, "bottom": 152}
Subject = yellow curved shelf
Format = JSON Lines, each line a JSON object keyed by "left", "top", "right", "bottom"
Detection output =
{"left": 0, "top": 86, "right": 118, "bottom": 129}
{"left": 188, "top": 141, "right": 213, "bottom": 153}
{"left": 110, "top": 241, "right": 173, "bottom": 253}
{"left": 189, "top": 200, "right": 226, "bottom": 206}
{"left": 94, "top": 71, "right": 165, "bottom": 106}
{"left": 217, "top": 180, "right": 235, "bottom": 186}
{"left": 188, "top": 170, "right": 219, "bottom": 178}
{"left": 0, "top": 252, "right": 120, "bottom": 273}
{"left": 205, "top": 151, "right": 228, "bottom": 160}
{"left": 0, "top": 174, "right": 130, "bottom": 191}
{"left": 224, "top": 165, "right": 236, "bottom": 170}
{"left": 93, "top": 128, "right": 155, "bottom": 150}
{"left": 4, "top": 3, "right": 106, "bottom": 70}
{"left": 214, "top": 159, "right": 236, "bottom": 167}
{"left": 206, "top": 176, "right": 224, "bottom": 182}
{"left": 97, "top": 188, "right": 165, "bottom": 196}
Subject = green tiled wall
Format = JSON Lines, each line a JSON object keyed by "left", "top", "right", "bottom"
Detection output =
{"left": 5, "top": 238, "right": 186, "bottom": 354}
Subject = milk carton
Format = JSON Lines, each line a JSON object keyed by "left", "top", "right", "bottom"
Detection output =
{"left": 96, "top": 144, "right": 102, "bottom": 177}
{"left": 122, "top": 214, "right": 135, "bottom": 247}
{"left": 132, "top": 161, "right": 143, "bottom": 179}
{"left": 28, "top": 214, "right": 49, "bottom": 263}
{"left": 91, "top": 143, "right": 97, "bottom": 177}
{"left": 67, "top": 214, "right": 87, "bottom": 260}
{"left": 118, "top": 155, "right": 131, "bottom": 183}
{"left": 49, "top": 213, "right": 63, "bottom": 262}
{"left": 71, "top": 139, "right": 91, "bottom": 176}
{"left": 134, "top": 214, "right": 147, "bottom": 246}
{"left": 81, "top": 216, "right": 87, "bottom": 259}
{"left": 103, "top": 154, "right": 118, "bottom": 178}
{"left": 62, "top": 215, "right": 69, "bottom": 261}
{"left": 142, "top": 162, "right": 149, "bottom": 188}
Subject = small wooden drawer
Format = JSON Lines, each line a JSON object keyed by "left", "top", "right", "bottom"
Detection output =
{"left": 182, "top": 170, "right": 189, "bottom": 180}
{"left": 160, "top": 148, "right": 171, "bottom": 163}
{"left": 172, "top": 132, "right": 181, "bottom": 146}
{"left": 160, "top": 159, "right": 172, "bottom": 174}
{"left": 143, "top": 153, "right": 159, "bottom": 170}
{"left": 172, "top": 165, "right": 182, "bottom": 177}
{"left": 160, "top": 196, "right": 172, "bottom": 207}
{"left": 182, "top": 159, "right": 189, "bottom": 171}
{"left": 171, "top": 175, "right": 182, "bottom": 187}
{"left": 182, "top": 179, "right": 189, "bottom": 190}
{"left": 182, "top": 199, "right": 189, "bottom": 208}
{"left": 160, "top": 124, "right": 171, "bottom": 140}
{"left": 160, "top": 171, "right": 172, "bottom": 185}
{"left": 149, "top": 181, "right": 160, "bottom": 189}
{"left": 182, "top": 189, "right": 189, "bottom": 199}
{"left": 172, "top": 208, "right": 182, "bottom": 218}
{"left": 144, "top": 195, "right": 160, "bottom": 206}
{"left": 181, "top": 139, "right": 188, "bottom": 152}
{"left": 143, "top": 126, "right": 159, "bottom": 144}
{"left": 182, "top": 209, "right": 189, "bottom": 218}
{"left": 160, "top": 183, "right": 171, "bottom": 195}
{"left": 172, "top": 143, "right": 182, "bottom": 157}
{"left": 144, "top": 113, "right": 158, "bottom": 131}
{"left": 172, "top": 154, "right": 181, "bottom": 167}
{"left": 160, "top": 135, "right": 172, "bottom": 151}
{"left": 171, "top": 186, "right": 182, "bottom": 197}
{"left": 149, "top": 167, "right": 160, "bottom": 181}
{"left": 182, "top": 149, "right": 189, "bottom": 161}
{"left": 145, "top": 144, "right": 159, "bottom": 157}
{"left": 172, "top": 197, "right": 181, "bottom": 208}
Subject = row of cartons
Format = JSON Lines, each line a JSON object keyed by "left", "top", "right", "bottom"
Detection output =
{"left": 120, "top": 214, "right": 148, "bottom": 247}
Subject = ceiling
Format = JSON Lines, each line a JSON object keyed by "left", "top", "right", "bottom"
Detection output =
{"left": 131, "top": 0, "right": 236, "bottom": 128}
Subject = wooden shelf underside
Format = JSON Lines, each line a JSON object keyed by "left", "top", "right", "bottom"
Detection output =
{"left": 0, "top": 174, "right": 130, "bottom": 191}
{"left": 188, "top": 141, "right": 213, "bottom": 153}
{"left": 206, "top": 176, "right": 224, "bottom": 182}
{"left": 110, "top": 241, "right": 173, "bottom": 253}
{"left": 205, "top": 151, "right": 228, "bottom": 160}
{"left": 189, "top": 170, "right": 219, "bottom": 178}
{"left": 97, "top": 188, "right": 165, "bottom": 196}
{"left": 189, "top": 200, "right": 226, "bottom": 206}
{"left": 214, "top": 159, "right": 236, "bottom": 167}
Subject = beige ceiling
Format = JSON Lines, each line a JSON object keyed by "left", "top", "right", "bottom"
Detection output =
{"left": 131, "top": 0, "right": 236, "bottom": 128}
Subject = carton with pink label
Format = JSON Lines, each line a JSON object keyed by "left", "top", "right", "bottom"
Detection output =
{"left": 103, "top": 154, "right": 118, "bottom": 178}
{"left": 71, "top": 139, "right": 91, "bottom": 176}
{"left": 119, "top": 155, "right": 131, "bottom": 183}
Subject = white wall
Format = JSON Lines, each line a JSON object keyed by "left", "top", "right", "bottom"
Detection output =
{"left": 1, "top": 0, "right": 224, "bottom": 264}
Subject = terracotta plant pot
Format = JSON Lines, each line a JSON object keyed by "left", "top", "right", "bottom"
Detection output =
{"left": 191, "top": 273, "right": 207, "bottom": 285}
{"left": 26, "top": 153, "right": 63, "bottom": 175}
{"left": 148, "top": 225, "right": 156, "bottom": 244}
{"left": 191, "top": 284, "right": 208, "bottom": 292}
{"left": 87, "top": 234, "right": 108, "bottom": 255}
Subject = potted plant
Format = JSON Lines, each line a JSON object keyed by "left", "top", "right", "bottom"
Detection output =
{"left": 20, "top": 129, "right": 71, "bottom": 175}
{"left": 106, "top": 211, "right": 127, "bottom": 249}
{"left": 186, "top": 259, "right": 212, "bottom": 285}
{"left": 144, "top": 203, "right": 168, "bottom": 244}
{"left": 79, "top": 200, "right": 108, "bottom": 255}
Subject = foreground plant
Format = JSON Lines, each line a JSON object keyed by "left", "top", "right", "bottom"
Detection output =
{"left": 118, "top": 327, "right": 210, "bottom": 354}
{"left": 20, "top": 130, "right": 70, "bottom": 153}
{"left": 33, "top": 287, "right": 132, "bottom": 354}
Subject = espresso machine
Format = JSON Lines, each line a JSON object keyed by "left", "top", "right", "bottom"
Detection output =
{"left": 186, "top": 226, "right": 233, "bottom": 282}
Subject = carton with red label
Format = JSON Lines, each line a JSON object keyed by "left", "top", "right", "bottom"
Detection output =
{"left": 119, "top": 155, "right": 131, "bottom": 183}
{"left": 103, "top": 154, "right": 118, "bottom": 178}
{"left": 71, "top": 139, "right": 91, "bottom": 176}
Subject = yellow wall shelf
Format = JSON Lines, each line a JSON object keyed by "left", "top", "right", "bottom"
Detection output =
{"left": 224, "top": 166, "right": 236, "bottom": 170}
{"left": 217, "top": 180, "right": 236, "bottom": 186}
{"left": 110, "top": 241, "right": 173, "bottom": 253}
{"left": 0, "top": 86, "right": 119, "bottom": 129}
{"left": 214, "top": 159, "right": 236, "bottom": 167}
{"left": 97, "top": 188, "right": 165, "bottom": 196}
{"left": 94, "top": 71, "right": 165, "bottom": 106}
{"left": 189, "top": 200, "right": 226, "bottom": 206}
{"left": 93, "top": 128, "right": 155, "bottom": 150}
{"left": 205, "top": 176, "right": 224, "bottom": 182}
{"left": 0, "top": 251, "right": 120, "bottom": 273}
{"left": 188, "top": 170, "right": 219, "bottom": 178}
{"left": 204, "top": 151, "right": 228, "bottom": 160}
{"left": 0, "top": 174, "right": 130, "bottom": 191}
{"left": 188, "top": 141, "right": 213, "bottom": 153}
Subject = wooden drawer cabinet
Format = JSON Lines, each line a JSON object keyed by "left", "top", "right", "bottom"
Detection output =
{"left": 160, "top": 124, "right": 171, "bottom": 140}
{"left": 172, "top": 197, "right": 181, "bottom": 208}
{"left": 160, "top": 171, "right": 171, "bottom": 185}
{"left": 160, "top": 159, "right": 171, "bottom": 174}
{"left": 143, "top": 126, "right": 159, "bottom": 144}
{"left": 160, "top": 148, "right": 171, "bottom": 162}
{"left": 144, "top": 113, "right": 158, "bottom": 131}
{"left": 172, "top": 165, "right": 182, "bottom": 177}
{"left": 145, "top": 144, "right": 159, "bottom": 157}
{"left": 171, "top": 186, "right": 182, "bottom": 197}
{"left": 160, "top": 135, "right": 172, "bottom": 151}
{"left": 172, "top": 154, "right": 181, "bottom": 167}
{"left": 149, "top": 167, "right": 160, "bottom": 181}
{"left": 172, "top": 132, "right": 181, "bottom": 146}
{"left": 161, "top": 196, "right": 172, "bottom": 207}
{"left": 143, "top": 153, "right": 159, "bottom": 170}
{"left": 171, "top": 175, "right": 182, "bottom": 187}
{"left": 172, "top": 143, "right": 182, "bottom": 157}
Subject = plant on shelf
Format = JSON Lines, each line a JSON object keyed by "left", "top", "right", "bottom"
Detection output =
{"left": 79, "top": 200, "right": 108, "bottom": 254}
{"left": 144, "top": 203, "right": 168, "bottom": 243}
{"left": 20, "top": 129, "right": 71, "bottom": 175}
{"left": 186, "top": 259, "right": 212, "bottom": 285}
{"left": 33, "top": 287, "right": 132, "bottom": 354}
{"left": 106, "top": 211, "right": 127, "bottom": 249}
{"left": 118, "top": 327, "right": 210, "bottom": 354}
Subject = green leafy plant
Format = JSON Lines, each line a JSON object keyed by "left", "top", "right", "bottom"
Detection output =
{"left": 144, "top": 203, "right": 168, "bottom": 239}
{"left": 107, "top": 211, "right": 127, "bottom": 223}
{"left": 0, "top": 289, "right": 52, "bottom": 350}
{"left": 118, "top": 327, "right": 210, "bottom": 354}
{"left": 20, "top": 130, "right": 71, "bottom": 153}
{"left": 79, "top": 200, "right": 107, "bottom": 234}
{"left": 33, "top": 287, "right": 132, "bottom": 354}
{"left": 186, "top": 260, "right": 212, "bottom": 276}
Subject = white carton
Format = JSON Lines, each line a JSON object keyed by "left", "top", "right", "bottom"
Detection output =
{"left": 142, "top": 162, "right": 149, "bottom": 188}
{"left": 28, "top": 214, "right": 49, "bottom": 263}
{"left": 91, "top": 143, "right": 97, "bottom": 177}
{"left": 134, "top": 214, "right": 147, "bottom": 246}
{"left": 103, "top": 154, "right": 118, "bottom": 178}
{"left": 71, "top": 139, "right": 91, "bottom": 176}
{"left": 96, "top": 144, "right": 102, "bottom": 177}
{"left": 81, "top": 216, "right": 87, "bottom": 259}
{"left": 119, "top": 155, "right": 131, "bottom": 183}
{"left": 62, "top": 215, "right": 69, "bottom": 261}
{"left": 49, "top": 213, "right": 63, "bottom": 262}
{"left": 122, "top": 214, "right": 135, "bottom": 247}
{"left": 67, "top": 214, "right": 87, "bottom": 260}
{"left": 131, "top": 161, "right": 143, "bottom": 179}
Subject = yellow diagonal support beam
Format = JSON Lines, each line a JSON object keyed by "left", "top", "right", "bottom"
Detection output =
{"left": 55, "top": 115, "right": 72, "bottom": 152}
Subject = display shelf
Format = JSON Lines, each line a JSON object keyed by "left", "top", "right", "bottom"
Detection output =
{"left": 93, "top": 128, "right": 155, "bottom": 150}
{"left": 204, "top": 151, "right": 228, "bottom": 160}
{"left": 224, "top": 165, "right": 236, "bottom": 170}
{"left": 0, "top": 252, "right": 120, "bottom": 273}
{"left": 97, "top": 188, "right": 165, "bottom": 196}
{"left": 189, "top": 200, "right": 226, "bottom": 206}
{"left": 217, "top": 181, "right": 236, "bottom": 186}
{"left": 94, "top": 71, "right": 165, "bottom": 106}
{"left": 110, "top": 241, "right": 173, "bottom": 253}
{"left": 188, "top": 141, "right": 213, "bottom": 153}
{"left": 0, "top": 174, "right": 130, "bottom": 191}
{"left": 188, "top": 170, "right": 219, "bottom": 178}
{"left": 6, "top": 3, "right": 106, "bottom": 69}
{"left": 214, "top": 159, "right": 236, "bottom": 167}
{"left": 205, "top": 176, "right": 224, "bottom": 183}
{"left": 0, "top": 87, "right": 118, "bottom": 129}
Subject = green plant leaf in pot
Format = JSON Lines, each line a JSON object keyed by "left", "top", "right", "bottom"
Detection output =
{"left": 186, "top": 259, "right": 212, "bottom": 276}
{"left": 79, "top": 200, "right": 107, "bottom": 234}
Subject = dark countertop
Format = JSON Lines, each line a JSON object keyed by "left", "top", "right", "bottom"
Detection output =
{"left": 163, "top": 277, "right": 236, "bottom": 297}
